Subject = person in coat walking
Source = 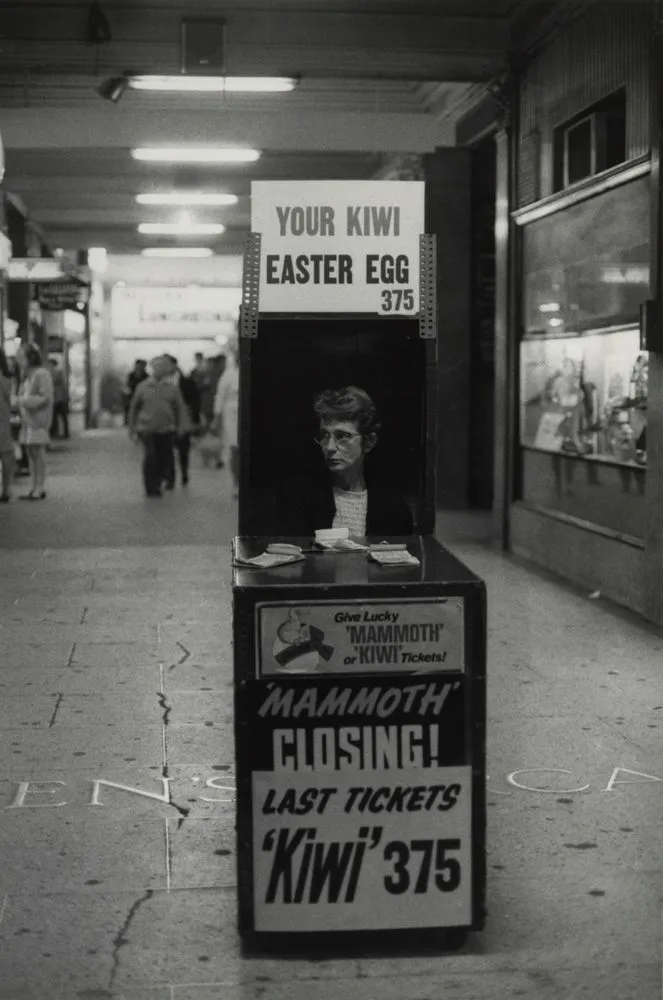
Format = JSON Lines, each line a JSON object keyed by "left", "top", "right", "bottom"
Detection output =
{"left": 163, "top": 354, "right": 200, "bottom": 486}
{"left": 127, "top": 355, "right": 187, "bottom": 497}
{"left": 49, "top": 358, "right": 70, "bottom": 439}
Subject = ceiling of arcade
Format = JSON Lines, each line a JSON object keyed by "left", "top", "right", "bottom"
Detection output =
{"left": 0, "top": 0, "right": 549, "bottom": 256}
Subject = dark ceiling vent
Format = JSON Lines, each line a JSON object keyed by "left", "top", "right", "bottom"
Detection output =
{"left": 87, "top": 2, "right": 112, "bottom": 45}
{"left": 181, "top": 18, "right": 226, "bottom": 75}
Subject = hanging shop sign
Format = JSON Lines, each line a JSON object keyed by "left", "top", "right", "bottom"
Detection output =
{"left": 256, "top": 598, "right": 464, "bottom": 677}
{"left": 39, "top": 281, "right": 90, "bottom": 311}
{"left": 245, "top": 674, "right": 471, "bottom": 932}
{"left": 7, "top": 258, "right": 88, "bottom": 283}
{"left": 250, "top": 180, "right": 425, "bottom": 315}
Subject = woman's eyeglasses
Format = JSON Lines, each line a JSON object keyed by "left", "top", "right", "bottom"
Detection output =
{"left": 314, "top": 430, "right": 360, "bottom": 447}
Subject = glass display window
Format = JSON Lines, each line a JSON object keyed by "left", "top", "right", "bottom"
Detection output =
{"left": 522, "top": 175, "right": 650, "bottom": 336}
{"left": 520, "top": 327, "right": 648, "bottom": 467}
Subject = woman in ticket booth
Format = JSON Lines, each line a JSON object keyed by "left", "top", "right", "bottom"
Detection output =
{"left": 273, "top": 385, "right": 413, "bottom": 537}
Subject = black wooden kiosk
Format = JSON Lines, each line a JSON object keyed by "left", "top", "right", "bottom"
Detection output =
{"left": 232, "top": 182, "right": 486, "bottom": 949}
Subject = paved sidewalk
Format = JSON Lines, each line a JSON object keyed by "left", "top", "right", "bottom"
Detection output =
{"left": 0, "top": 431, "right": 661, "bottom": 999}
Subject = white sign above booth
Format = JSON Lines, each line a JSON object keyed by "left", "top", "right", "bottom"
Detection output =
{"left": 251, "top": 180, "right": 425, "bottom": 315}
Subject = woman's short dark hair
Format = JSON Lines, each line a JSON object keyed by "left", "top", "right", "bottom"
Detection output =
{"left": 313, "top": 385, "right": 381, "bottom": 438}
{"left": 23, "top": 343, "right": 43, "bottom": 368}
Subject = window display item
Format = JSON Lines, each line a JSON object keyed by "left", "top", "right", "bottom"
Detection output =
{"left": 520, "top": 327, "right": 648, "bottom": 467}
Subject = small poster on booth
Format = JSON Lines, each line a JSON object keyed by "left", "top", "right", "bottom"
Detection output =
{"left": 246, "top": 673, "right": 472, "bottom": 932}
{"left": 256, "top": 598, "right": 464, "bottom": 677}
{"left": 250, "top": 180, "right": 425, "bottom": 314}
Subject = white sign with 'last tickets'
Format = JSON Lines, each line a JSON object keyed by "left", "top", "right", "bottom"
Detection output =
{"left": 250, "top": 180, "right": 425, "bottom": 315}
{"left": 252, "top": 766, "right": 472, "bottom": 932}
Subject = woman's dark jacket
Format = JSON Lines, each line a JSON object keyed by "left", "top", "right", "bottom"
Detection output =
{"left": 270, "top": 474, "right": 414, "bottom": 537}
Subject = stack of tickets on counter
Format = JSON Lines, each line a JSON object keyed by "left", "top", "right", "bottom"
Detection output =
{"left": 233, "top": 543, "right": 305, "bottom": 569}
{"left": 314, "top": 528, "right": 368, "bottom": 551}
{"left": 368, "top": 542, "right": 420, "bottom": 566}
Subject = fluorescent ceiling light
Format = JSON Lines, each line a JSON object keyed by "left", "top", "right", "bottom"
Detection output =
{"left": 538, "top": 301, "right": 560, "bottom": 313}
{"left": 136, "top": 192, "right": 238, "bottom": 206}
{"left": 137, "top": 223, "right": 226, "bottom": 235}
{"left": 141, "top": 247, "right": 214, "bottom": 258}
{"left": 132, "top": 147, "right": 260, "bottom": 164}
{"left": 129, "top": 75, "right": 296, "bottom": 93}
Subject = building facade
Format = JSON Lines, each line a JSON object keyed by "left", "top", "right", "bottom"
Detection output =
{"left": 485, "top": 0, "right": 663, "bottom": 626}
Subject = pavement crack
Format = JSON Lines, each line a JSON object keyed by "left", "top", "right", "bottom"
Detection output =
{"left": 165, "top": 780, "right": 190, "bottom": 820}
{"left": 48, "top": 693, "right": 64, "bottom": 729}
{"left": 176, "top": 640, "right": 190, "bottom": 664}
{"left": 157, "top": 690, "right": 190, "bottom": 820}
{"left": 80, "top": 606, "right": 88, "bottom": 625}
{"left": 108, "top": 888, "right": 153, "bottom": 990}
{"left": 157, "top": 691, "right": 172, "bottom": 727}
{"left": 66, "top": 642, "right": 77, "bottom": 667}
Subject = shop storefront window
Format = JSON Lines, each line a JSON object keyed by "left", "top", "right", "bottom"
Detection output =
{"left": 519, "top": 176, "right": 650, "bottom": 469}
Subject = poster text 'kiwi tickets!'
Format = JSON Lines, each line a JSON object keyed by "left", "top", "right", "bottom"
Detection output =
{"left": 250, "top": 180, "right": 425, "bottom": 315}
{"left": 257, "top": 598, "right": 464, "bottom": 677}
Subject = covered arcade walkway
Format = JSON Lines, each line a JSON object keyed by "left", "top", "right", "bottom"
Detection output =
{"left": 0, "top": 430, "right": 661, "bottom": 999}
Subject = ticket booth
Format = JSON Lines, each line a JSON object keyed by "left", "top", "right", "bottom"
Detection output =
{"left": 232, "top": 181, "right": 486, "bottom": 948}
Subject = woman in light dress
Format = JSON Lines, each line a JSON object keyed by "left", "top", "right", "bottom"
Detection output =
{"left": 0, "top": 348, "right": 15, "bottom": 502}
{"left": 16, "top": 342, "right": 54, "bottom": 500}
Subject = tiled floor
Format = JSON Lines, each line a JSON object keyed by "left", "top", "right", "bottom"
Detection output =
{"left": 0, "top": 431, "right": 661, "bottom": 999}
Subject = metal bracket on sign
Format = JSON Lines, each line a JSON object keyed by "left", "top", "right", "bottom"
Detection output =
{"left": 418, "top": 233, "right": 437, "bottom": 339}
{"left": 240, "top": 232, "right": 261, "bottom": 339}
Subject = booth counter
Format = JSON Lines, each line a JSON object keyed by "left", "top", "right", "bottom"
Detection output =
{"left": 233, "top": 535, "right": 486, "bottom": 941}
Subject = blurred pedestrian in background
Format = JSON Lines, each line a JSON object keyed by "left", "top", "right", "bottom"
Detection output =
{"left": 189, "top": 352, "right": 207, "bottom": 402}
{"left": 0, "top": 348, "right": 15, "bottom": 502}
{"left": 16, "top": 342, "right": 54, "bottom": 501}
{"left": 49, "top": 358, "right": 70, "bottom": 440}
{"left": 7, "top": 356, "right": 28, "bottom": 478}
{"left": 123, "top": 359, "right": 148, "bottom": 425}
{"left": 128, "top": 355, "right": 186, "bottom": 498}
{"left": 163, "top": 354, "right": 200, "bottom": 487}
{"left": 200, "top": 354, "right": 226, "bottom": 436}
{"left": 213, "top": 342, "right": 239, "bottom": 499}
